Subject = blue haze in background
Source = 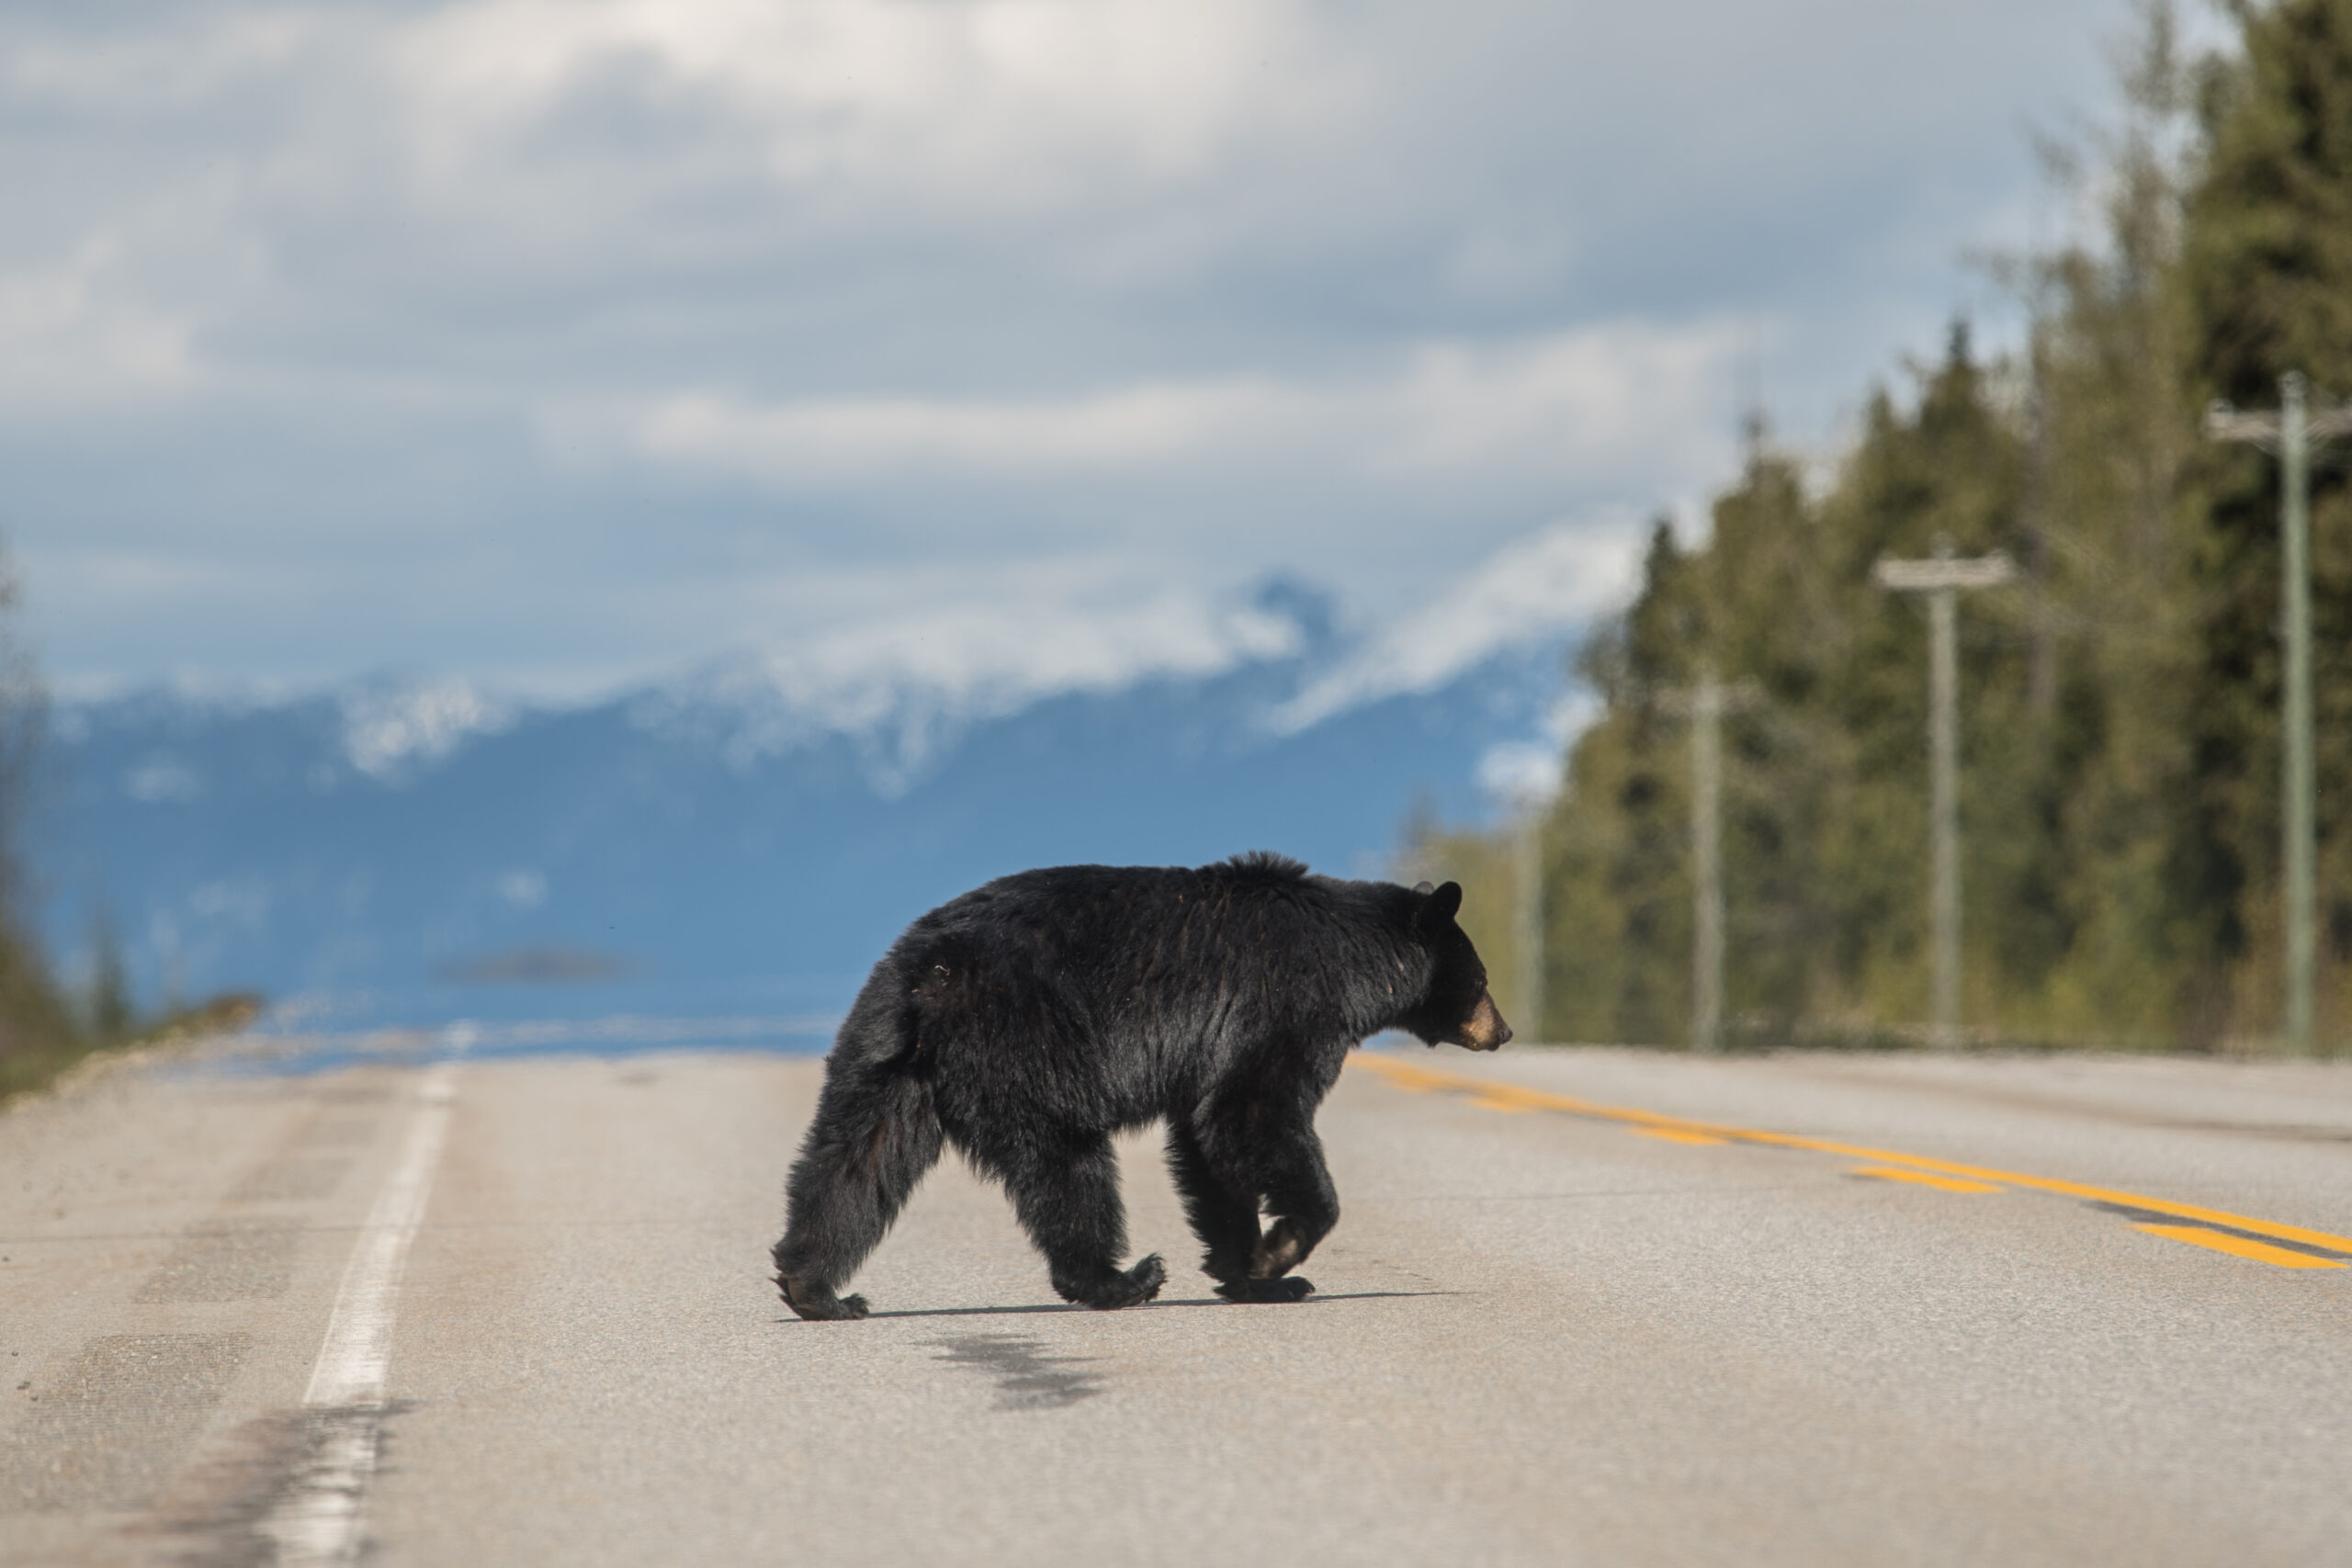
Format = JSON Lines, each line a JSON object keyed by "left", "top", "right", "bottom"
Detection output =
{"left": 39, "top": 581, "right": 1569, "bottom": 1040}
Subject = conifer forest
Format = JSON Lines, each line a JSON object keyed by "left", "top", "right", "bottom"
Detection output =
{"left": 1416, "top": 1, "right": 2352, "bottom": 1053}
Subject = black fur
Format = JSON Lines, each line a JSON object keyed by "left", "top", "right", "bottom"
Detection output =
{"left": 771, "top": 852, "right": 1509, "bottom": 1320}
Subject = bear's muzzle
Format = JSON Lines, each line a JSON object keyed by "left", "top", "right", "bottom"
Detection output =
{"left": 1460, "top": 992, "right": 1511, "bottom": 1051}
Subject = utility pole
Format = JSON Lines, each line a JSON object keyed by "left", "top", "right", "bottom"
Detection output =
{"left": 1510, "top": 802, "right": 1546, "bottom": 1042}
{"left": 2022, "top": 359, "right": 2059, "bottom": 715}
{"left": 1690, "top": 671, "right": 1725, "bottom": 1055}
{"left": 2207, "top": 373, "right": 2352, "bottom": 1054}
{"left": 1487, "top": 749, "right": 1562, "bottom": 1044}
{"left": 1656, "top": 668, "right": 1758, "bottom": 1053}
{"left": 1872, "top": 539, "right": 2017, "bottom": 1048}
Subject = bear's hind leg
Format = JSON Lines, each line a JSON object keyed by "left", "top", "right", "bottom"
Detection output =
{"left": 1001, "top": 1134, "right": 1165, "bottom": 1310}
{"left": 772, "top": 1053, "right": 943, "bottom": 1323}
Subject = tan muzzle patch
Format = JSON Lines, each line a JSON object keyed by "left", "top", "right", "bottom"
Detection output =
{"left": 1460, "top": 992, "right": 1511, "bottom": 1051}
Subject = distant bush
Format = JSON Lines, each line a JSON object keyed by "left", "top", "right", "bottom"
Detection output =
{"left": 0, "top": 541, "right": 267, "bottom": 1103}
{"left": 0, "top": 923, "right": 87, "bottom": 1102}
{"left": 0, "top": 536, "right": 85, "bottom": 1100}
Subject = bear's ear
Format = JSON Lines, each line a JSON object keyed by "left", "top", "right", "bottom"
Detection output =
{"left": 1412, "top": 880, "right": 1435, "bottom": 896}
{"left": 1417, "top": 880, "right": 1463, "bottom": 931}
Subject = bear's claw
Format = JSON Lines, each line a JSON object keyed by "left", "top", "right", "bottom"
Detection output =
{"left": 1090, "top": 1252, "right": 1167, "bottom": 1310}
{"left": 777, "top": 1273, "right": 871, "bottom": 1322}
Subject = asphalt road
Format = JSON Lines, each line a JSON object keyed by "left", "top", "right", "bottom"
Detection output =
{"left": 4, "top": 1035, "right": 2350, "bottom": 1566}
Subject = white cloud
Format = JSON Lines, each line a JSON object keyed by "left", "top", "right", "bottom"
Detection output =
{"left": 189, "top": 874, "right": 272, "bottom": 929}
{"left": 341, "top": 680, "right": 514, "bottom": 780}
{"left": 396, "top": 0, "right": 1352, "bottom": 204}
{"left": 3, "top": 10, "right": 321, "bottom": 109}
{"left": 0, "top": 0, "right": 2146, "bottom": 698}
{"left": 634, "top": 377, "right": 1294, "bottom": 475}
{"left": 636, "top": 570, "right": 1307, "bottom": 790}
{"left": 1443, "top": 217, "right": 1578, "bottom": 305}
{"left": 1476, "top": 741, "right": 1564, "bottom": 807}
{"left": 625, "top": 320, "right": 1743, "bottom": 489}
{"left": 1474, "top": 689, "right": 1599, "bottom": 807}
{"left": 618, "top": 521, "right": 1625, "bottom": 794}
{"left": 496, "top": 868, "right": 548, "bottom": 908}
{"left": 736, "top": 587, "right": 1301, "bottom": 716}
{"left": 1269, "top": 524, "right": 1644, "bottom": 734}
{"left": 124, "top": 754, "right": 202, "bottom": 804}
{"left": 0, "top": 242, "right": 193, "bottom": 406}
{"left": 1376, "top": 324, "right": 1741, "bottom": 476}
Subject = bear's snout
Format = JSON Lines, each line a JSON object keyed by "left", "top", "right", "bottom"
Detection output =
{"left": 1461, "top": 992, "right": 1511, "bottom": 1051}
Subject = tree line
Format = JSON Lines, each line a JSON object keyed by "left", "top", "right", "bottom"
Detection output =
{"left": 1415, "top": 0, "right": 2352, "bottom": 1052}
{"left": 0, "top": 546, "right": 103, "bottom": 1097}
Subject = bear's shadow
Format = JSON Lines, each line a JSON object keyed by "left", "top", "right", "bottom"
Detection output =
{"left": 775, "top": 1288, "right": 1453, "bottom": 1323}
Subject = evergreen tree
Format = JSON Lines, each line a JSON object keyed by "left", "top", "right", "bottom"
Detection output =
{"left": 2003, "top": 2, "right": 2205, "bottom": 1043}
{"left": 2178, "top": 0, "right": 2352, "bottom": 1042}
{"left": 1544, "top": 521, "right": 1697, "bottom": 1044}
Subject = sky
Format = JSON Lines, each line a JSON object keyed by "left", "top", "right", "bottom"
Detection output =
{"left": 3, "top": 0, "right": 2194, "bottom": 711}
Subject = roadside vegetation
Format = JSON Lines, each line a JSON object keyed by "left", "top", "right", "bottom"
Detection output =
{"left": 0, "top": 545, "right": 262, "bottom": 1102}
{"left": 1415, "top": 1, "right": 2352, "bottom": 1052}
{"left": 0, "top": 539, "right": 85, "bottom": 1100}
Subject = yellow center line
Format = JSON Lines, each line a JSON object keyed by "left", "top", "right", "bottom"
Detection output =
{"left": 1633, "top": 1127, "right": 1728, "bottom": 1146}
{"left": 2132, "top": 1224, "right": 2347, "bottom": 1269}
{"left": 1350, "top": 1054, "right": 2352, "bottom": 1258}
{"left": 1851, "top": 1166, "right": 2002, "bottom": 1194}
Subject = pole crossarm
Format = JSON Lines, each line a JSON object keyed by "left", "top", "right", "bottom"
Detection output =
{"left": 2207, "top": 398, "right": 2352, "bottom": 451}
{"left": 1646, "top": 680, "right": 1764, "bottom": 718}
{"left": 1871, "top": 552, "right": 2018, "bottom": 593}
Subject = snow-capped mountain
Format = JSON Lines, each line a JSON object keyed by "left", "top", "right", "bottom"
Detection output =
{"left": 35, "top": 574, "right": 1588, "bottom": 1034}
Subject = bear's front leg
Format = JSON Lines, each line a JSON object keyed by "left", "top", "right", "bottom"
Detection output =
{"left": 1189, "top": 1106, "right": 1335, "bottom": 1303}
{"left": 1169, "top": 1122, "right": 1309, "bottom": 1303}
{"left": 1247, "top": 1122, "right": 1339, "bottom": 1290}
{"left": 1250, "top": 1215, "right": 1316, "bottom": 1279}
{"left": 1217, "top": 1213, "right": 1320, "bottom": 1303}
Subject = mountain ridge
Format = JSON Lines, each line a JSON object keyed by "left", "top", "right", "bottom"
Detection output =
{"left": 35, "top": 575, "right": 1581, "bottom": 1032}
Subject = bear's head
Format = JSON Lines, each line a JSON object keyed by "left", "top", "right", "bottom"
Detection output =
{"left": 1401, "top": 880, "right": 1512, "bottom": 1052}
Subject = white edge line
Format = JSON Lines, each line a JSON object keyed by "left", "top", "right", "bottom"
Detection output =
{"left": 301, "top": 1060, "right": 458, "bottom": 1406}
{"left": 264, "top": 1057, "right": 461, "bottom": 1567}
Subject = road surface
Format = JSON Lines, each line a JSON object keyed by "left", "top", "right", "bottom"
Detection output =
{"left": 3, "top": 1033, "right": 2349, "bottom": 1565}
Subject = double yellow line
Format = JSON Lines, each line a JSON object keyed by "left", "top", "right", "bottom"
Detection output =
{"left": 1351, "top": 1054, "right": 2352, "bottom": 1270}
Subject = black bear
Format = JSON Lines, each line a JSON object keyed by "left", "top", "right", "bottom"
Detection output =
{"left": 771, "top": 852, "right": 1510, "bottom": 1320}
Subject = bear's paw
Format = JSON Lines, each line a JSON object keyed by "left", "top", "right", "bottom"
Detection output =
{"left": 1214, "top": 1276, "right": 1316, "bottom": 1303}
